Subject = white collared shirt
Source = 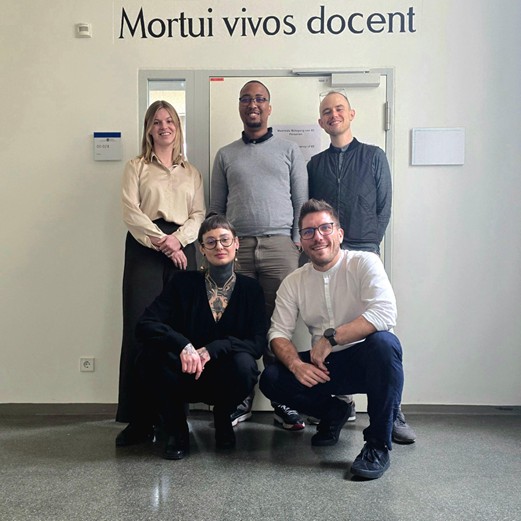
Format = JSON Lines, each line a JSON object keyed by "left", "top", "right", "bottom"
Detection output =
{"left": 269, "top": 249, "right": 397, "bottom": 352}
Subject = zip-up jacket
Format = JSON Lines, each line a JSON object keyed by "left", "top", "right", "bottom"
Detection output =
{"left": 307, "top": 138, "right": 392, "bottom": 254}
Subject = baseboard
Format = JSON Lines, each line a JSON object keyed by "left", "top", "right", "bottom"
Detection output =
{"left": 0, "top": 403, "right": 117, "bottom": 416}
{"left": 0, "top": 403, "right": 519, "bottom": 417}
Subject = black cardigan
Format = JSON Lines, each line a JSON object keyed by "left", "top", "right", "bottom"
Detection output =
{"left": 136, "top": 271, "right": 267, "bottom": 360}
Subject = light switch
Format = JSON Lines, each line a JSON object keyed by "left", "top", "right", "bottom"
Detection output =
{"left": 76, "top": 23, "right": 92, "bottom": 38}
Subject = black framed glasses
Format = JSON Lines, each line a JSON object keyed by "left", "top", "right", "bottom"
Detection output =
{"left": 239, "top": 96, "right": 269, "bottom": 105}
{"left": 202, "top": 236, "right": 234, "bottom": 249}
{"left": 299, "top": 222, "right": 335, "bottom": 241}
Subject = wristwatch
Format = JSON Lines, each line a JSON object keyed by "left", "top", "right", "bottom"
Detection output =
{"left": 324, "top": 328, "right": 338, "bottom": 347}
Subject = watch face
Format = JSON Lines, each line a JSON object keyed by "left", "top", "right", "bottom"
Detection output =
{"left": 324, "top": 328, "right": 337, "bottom": 346}
{"left": 324, "top": 328, "right": 335, "bottom": 338}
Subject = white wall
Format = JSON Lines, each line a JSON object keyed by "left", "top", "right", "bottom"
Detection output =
{"left": 1, "top": 0, "right": 520, "bottom": 405}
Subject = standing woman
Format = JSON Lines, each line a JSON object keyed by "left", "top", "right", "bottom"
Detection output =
{"left": 116, "top": 100, "right": 205, "bottom": 442}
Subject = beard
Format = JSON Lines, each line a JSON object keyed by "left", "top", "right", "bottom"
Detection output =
{"left": 307, "top": 241, "right": 341, "bottom": 269}
{"left": 245, "top": 120, "right": 262, "bottom": 129}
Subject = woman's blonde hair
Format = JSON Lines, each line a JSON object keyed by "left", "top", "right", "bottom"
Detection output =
{"left": 141, "top": 100, "right": 185, "bottom": 164}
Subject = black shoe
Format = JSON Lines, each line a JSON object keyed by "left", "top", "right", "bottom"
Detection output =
{"left": 215, "top": 406, "right": 236, "bottom": 450}
{"left": 311, "top": 400, "right": 350, "bottom": 447}
{"left": 115, "top": 423, "right": 154, "bottom": 447}
{"left": 216, "top": 430, "right": 236, "bottom": 450}
{"left": 230, "top": 393, "right": 254, "bottom": 427}
{"left": 392, "top": 408, "right": 417, "bottom": 444}
{"left": 163, "top": 435, "right": 189, "bottom": 460}
{"left": 350, "top": 442, "right": 390, "bottom": 479}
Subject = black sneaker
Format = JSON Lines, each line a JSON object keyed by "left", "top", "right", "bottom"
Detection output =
{"left": 311, "top": 400, "right": 350, "bottom": 446}
{"left": 350, "top": 442, "right": 390, "bottom": 479}
{"left": 392, "top": 408, "right": 416, "bottom": 444}
{"left": 230, "top": 393, "right": 254, "bottom": 427}
{"left": 273, "top": 404, "right": 305, "bottom": 431}
{"left": 308, "top": 400, "right": 356, "bottom": 425}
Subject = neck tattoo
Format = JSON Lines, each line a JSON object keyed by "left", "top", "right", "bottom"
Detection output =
{"left": 205, "top": 268, "right": 236, "bottom": 322}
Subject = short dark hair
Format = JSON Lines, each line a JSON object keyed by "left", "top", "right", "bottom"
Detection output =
{"left": 298, "top": 199, "right": 340, "bottom": 229}
{"left": 240, "top": 80, "right": 271, "bottom": 101}
{"left": 198, "top": 214, "right": 237, "bottom": 243}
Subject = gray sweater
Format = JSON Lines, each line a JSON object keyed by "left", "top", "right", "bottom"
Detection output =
{"left": 210, "top": 134, "right": 308, "bottom": 242}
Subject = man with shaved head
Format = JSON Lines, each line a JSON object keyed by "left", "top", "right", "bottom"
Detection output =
{"left": 307, "top": 90, "right": 416, "bottom": 444}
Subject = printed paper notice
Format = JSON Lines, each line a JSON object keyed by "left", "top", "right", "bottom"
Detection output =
{"left": 273, "top": 125, "right": 321, "bottom": 163}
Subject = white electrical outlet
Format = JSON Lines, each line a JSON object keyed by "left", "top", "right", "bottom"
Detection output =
{"left": 80, "top": 357, "right": 95, "bottom": 372}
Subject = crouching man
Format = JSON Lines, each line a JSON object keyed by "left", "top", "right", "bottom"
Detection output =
{"left": 260, "top": 199, "right": 404, "bottom": 479}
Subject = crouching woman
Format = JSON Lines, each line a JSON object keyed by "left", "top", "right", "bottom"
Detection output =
{"left": 136, "top": 215, "right": 266, "bottom": 459}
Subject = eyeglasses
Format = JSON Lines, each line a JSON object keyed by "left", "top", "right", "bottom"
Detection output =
{"left": 202, "top": 236, "right": 234, "bottom": 249}
{"left": 299, "top": 222, "right": 336, "bottom": 240}
{"left": 239, "top": 96, "right": 269, "bottom": 105}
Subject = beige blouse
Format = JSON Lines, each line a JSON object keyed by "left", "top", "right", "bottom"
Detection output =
{"left": 121, "top": 155, "right": 206, "bottom": 248}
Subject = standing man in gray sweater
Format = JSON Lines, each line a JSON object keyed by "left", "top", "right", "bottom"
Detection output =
{"left": 210, "top": 80, "right": 308, "bottom": 430}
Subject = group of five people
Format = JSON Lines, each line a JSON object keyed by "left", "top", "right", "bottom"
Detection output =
{"left": 115, "top": 80, "right": 415, "bottom": 480}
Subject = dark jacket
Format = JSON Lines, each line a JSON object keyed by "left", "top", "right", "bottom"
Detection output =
{"left": 136, "top": 271, "right": 267, "bottom": 360}
{"left": 307, "top": 138, "right": 392, "bottom": 253}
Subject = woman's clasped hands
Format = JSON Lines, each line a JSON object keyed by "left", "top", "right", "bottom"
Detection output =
{"left": 150, "top": 234, "right": 188, "bottom": 270}
{"left": 180, "top": 344, "right": 211, "bottom": 380}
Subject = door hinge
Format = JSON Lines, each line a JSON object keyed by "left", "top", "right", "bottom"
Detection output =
{"left": 384, "top": 102, "right": 391, "bottom": 131}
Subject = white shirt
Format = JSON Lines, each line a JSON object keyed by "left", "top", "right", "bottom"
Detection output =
{"left": 269, "top": 249, "right": 397, "bottom": 352}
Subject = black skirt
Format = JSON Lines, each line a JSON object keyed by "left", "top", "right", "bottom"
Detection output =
{"left": 116, "top": 219, "right": 196, "bottom": 423}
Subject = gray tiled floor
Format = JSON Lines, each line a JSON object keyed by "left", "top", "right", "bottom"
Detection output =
{"left": 1, "top": 407, "right": 520, "bottom": 521}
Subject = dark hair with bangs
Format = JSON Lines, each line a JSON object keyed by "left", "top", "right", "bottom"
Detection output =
{"left": 198, "top": 214, "right": 237, "bottom": 244}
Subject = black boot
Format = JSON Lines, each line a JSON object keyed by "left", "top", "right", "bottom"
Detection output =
{"left": 163, "top": 430, "right": 189, "bottom": 460}
{"left": 162, "top": 402, "right": 190, "bottom": 460}
{"left": 213, "top": 405, "right": 236, "bottom": 450}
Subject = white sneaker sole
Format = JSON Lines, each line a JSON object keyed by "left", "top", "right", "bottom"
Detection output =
{"left": 231, "top": 411, "right": 252, "bottom": 427}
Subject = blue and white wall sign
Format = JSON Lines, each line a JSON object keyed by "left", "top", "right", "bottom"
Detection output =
{"left": 93, "top": 132, "right": 122, "bottom": 161}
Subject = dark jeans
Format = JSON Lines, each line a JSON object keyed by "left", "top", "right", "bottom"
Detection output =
{"left": 259, "top": 331, "right": 404, "bottom": 448}
{"left": 139, "top": 348, "right": 260, "bottom": 434}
